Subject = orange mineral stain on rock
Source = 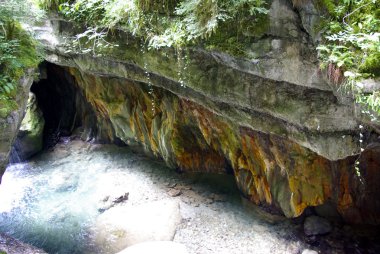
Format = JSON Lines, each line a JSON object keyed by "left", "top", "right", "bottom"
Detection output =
{"left": 60, "top": 65, "right": 380, "bottom": 224}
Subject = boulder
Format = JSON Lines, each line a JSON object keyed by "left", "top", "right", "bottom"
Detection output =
{"left": 304, "top": 216, "right": 332, "bottom": 236}
{"left": 93, "top": 199, "right": 181, "bottom": 253}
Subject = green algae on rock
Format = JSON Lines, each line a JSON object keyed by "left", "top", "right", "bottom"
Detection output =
{"left": 13, "top": 92, "right": 45, "bottom": 160}
{"left": 0, "top": 72, "right": 34, "bottom": 182}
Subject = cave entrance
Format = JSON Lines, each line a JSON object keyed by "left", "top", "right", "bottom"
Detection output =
{"left": 31, "top": 62, "right": 94, "bottom": 148}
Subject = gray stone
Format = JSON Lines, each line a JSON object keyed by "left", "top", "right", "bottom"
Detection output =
{"left": 293, "top": 0, "right": 323, "bottom": 43}
{"left": 168, "top": 189, "right": 181, "bottom": 197}
{"left": 356, "top": 78, "right": 380, "bottom": 93}
{"left": 304, "top": 216, "right": 332, "bottom": 236}
{"left": 93, "top": 199, "right": 181, "bottom": 253}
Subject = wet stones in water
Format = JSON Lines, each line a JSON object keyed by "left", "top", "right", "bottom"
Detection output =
{"left": 304, "top": 216, "right": 332, "bottom": 236}
{"left": 168, "top": 189, "right": 182, "bottom": 197}
{"left": 114, "top": 192, "right": 129, "bottom": 203}
{"left": 98, "top": 192, "right": 129, "bottom": 213}
{"left": 93, "top": 199, "right": 181, "bottom": 253}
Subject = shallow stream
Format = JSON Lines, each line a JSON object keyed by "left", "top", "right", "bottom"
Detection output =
{"left": 0, "top": 139, "right": 379, "bottom": 254}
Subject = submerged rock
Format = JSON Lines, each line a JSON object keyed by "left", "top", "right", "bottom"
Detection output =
{"left": 0, "top": 233, "right": 47, "bottom": 254}
{"left": 13, "top": 92, "right": 45, "bottom": 161}
{"left": 98, "top": 192, "right": 129, "bottom": 212}
{"left": 168, "top": 189, "right": 182, "bottom": 197}
{"left": 304, "top": 216, "right": 332, "bottom": 236}
{"left": 93, "top": 199, "right": 181, "bottom": 253}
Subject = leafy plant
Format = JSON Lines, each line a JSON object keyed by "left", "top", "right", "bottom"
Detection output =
{"left": 316, "top": 0, "right": 380, "bottom": 118}
{"left": 52, "top": 0, "right": 269, "bottom": 52}
{"left": 0, "top": 0, "right": 42, "bottom": 115}
{"left": 63, "top": 26, "right": 118, "bottom": 56}
{"left": 37, "top": 0, "right": 72, "bottom": 11}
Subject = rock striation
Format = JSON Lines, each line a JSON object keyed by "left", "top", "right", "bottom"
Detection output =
{"left": 30, "top": 0, "right": 380, "bottom": 224}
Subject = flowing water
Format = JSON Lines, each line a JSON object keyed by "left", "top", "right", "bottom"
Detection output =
{"left": 0, "top": 139, "right": 378, "bottom": 254}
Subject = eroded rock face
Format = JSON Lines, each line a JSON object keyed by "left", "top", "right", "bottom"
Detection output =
{"left": 13, "top": 92, "right": 45, "bottom": 160}
{"left": 38, "top": 66, "right": 378, "bottom": 224}
{"left": 30, "top": 0, "right": 380, "bottom": 223}
{"left": 33, "top": 0, "right": 363, "bottom": 161}
{"left": 0, "top": 71, "right": 34, "bottom": 182}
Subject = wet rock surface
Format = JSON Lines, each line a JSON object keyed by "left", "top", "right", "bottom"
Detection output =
{"left": 304, "top": 216, "right": 332, "bottom": 236}
{"left": 26, "top": 63, "right": 380, "bottom": 224}
{"left": 27, "top": 0, "right": 380, "bottom": 224}
{"left": 13, "top": 92, "right": 45, "bottom": 161}
{"left": 94, "top": 199, "right": 181, "bottom": 253}
{"left": 0, "top": 71, "right": 34, "bottom": 182}
{"left": 0, "top": 140, "right": 379, "bottom": 254}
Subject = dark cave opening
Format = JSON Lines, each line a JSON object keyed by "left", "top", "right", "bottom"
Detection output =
{"left": 30, "top": 62, "right": 96, "bottom": 149}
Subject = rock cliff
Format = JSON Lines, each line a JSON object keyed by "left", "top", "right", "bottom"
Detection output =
{"left": 31, "top": 0, "right": 380, "bottom": 224}
{"left": 0, "top": 70, "right": 34, "bottom": 183}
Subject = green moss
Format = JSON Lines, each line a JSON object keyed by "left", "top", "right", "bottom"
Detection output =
{"left": 0, "top": 19, "right": 41, "bottom": 117}
{"left": 316, "top": 0, "right": 336, "bottom": 15}
{"left": 0, "top": 98, "right": 18, "bottom": 118}
{"left": 359, "top": 52, "right": 380, "bottom": 77}
{"left": 204, "top": 12, "right": 269, "bottom": 57}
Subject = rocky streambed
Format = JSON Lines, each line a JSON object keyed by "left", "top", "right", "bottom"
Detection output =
{"left": 0, "top": 139, "right": 379, "bottom": 254}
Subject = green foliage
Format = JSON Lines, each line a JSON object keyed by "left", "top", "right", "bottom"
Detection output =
{"left": 316, "top": 0, "right": 380, "bottom": 118}
{"left": 359, "top": 51, "right": 380, "bottom": 74}
{"left": 356, "top": 92, "right": 380, "bottom": 116}
{"left": 37, "top": 0, "right": 72, "bottom": 11}
{"left": 64, "top": 26, "right": 118, "bottom": 55}
{"left": 0, "top": 0, "right": 42, "bottom": 116}
{"left": 317, "top": 0, "right": 380, "bottom": 76}
{"left": 53, "top": 0, "right": 269, "bottom": 53}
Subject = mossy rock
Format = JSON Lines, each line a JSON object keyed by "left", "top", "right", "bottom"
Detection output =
{"left": 359, "top": 52, "right": 380, "bottom": 77}
{"left": 0, "top": 99, "right": 17, "bottom": 118}
{"left": 14, "top": 92, "right": 45, "bottom": 160}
